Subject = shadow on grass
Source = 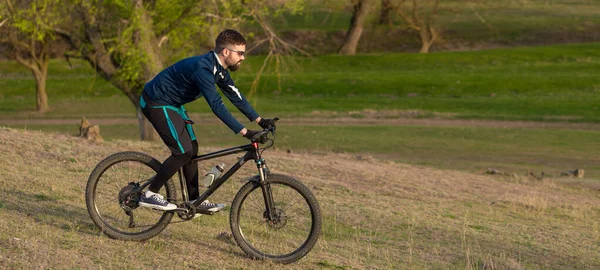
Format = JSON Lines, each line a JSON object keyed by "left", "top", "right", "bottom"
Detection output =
{"left": 165, "top": 220, "right": 249, "bottom": 259}
{"left": 2, "top": 189, "right": 252, "bottom": 260}
{"left": 2, "top": 189, "right": 100, "bottom": 237}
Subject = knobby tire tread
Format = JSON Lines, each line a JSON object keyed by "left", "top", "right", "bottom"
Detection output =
{"left": 229, "top": 174, "right": 322, "bottom": 264}
{"left": 85, "top": 151, "right": 175, "bottom": 241}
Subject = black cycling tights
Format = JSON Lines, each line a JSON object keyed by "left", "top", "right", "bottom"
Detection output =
{"left": 148, "top": 140, "right": 199, "bottom": 200}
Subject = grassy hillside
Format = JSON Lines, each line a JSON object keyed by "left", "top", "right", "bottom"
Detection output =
{"left": 1, "top": 127, "right": 600, "bottom": 268}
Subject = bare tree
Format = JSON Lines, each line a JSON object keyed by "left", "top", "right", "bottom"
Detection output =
{"left": 246, "top": 8, "right": 310, "bottom": 100}
{"left": 339, "top": 0, "right": 375, "bottom": 55}
{"left": 396, "top": 0, "right": 441, "bottom": 53}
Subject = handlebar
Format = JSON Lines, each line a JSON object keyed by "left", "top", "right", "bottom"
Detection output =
{"left": 249, "top": 117, "right": 279, "bottom": 144}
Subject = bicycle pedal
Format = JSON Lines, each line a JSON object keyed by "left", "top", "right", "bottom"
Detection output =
{"left": 195, "top": 209, "right": 217, "bottom": 215}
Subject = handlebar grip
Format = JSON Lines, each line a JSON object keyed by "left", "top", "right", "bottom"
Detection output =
{"left": 252, "top": 117, "right": 279, "bottom": 143}
{"left": 250, "top": 130, "right": 270, "bottom": 143}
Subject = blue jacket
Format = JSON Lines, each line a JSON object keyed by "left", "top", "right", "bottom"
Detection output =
{"left": 143, "top": 51, "right": 259, "bottom": 134}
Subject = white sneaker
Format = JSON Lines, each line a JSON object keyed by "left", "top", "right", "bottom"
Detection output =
{"left": 139, "top": 191, "right": 177, "bottom": 211}
{"left": 196, "top": 200, "right": 226, "bottom": 214}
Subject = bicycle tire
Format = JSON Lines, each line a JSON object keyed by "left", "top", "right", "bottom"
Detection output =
{"left": 85, "top": 151, "right": 176, "bottom": 241}
{"left": 230, "top": 174, "right": 321, "bottom": 264}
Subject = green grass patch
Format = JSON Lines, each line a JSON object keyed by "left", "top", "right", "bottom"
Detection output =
{"left": 272, "top": 0, "right": 600, "bottom": 51}
{"left": 317, "top": 260, "right": 350, "bottom": 269}
{"left": 2, "top": 43, "right": 599, "bottom": 121}
{"left": 33, "top": 194, "right": 57, "bottom": 202}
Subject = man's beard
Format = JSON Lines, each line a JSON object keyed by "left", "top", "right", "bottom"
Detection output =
{"left": 228, "top": 62, "right": 241, "bottom": 72}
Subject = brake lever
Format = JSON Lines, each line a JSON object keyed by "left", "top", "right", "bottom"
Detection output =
{"left": 270, "top": 117, "right": 279, "bottom": 135}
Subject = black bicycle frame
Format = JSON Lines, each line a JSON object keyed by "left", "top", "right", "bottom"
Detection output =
{"left": 134, "top": 136, "right": 276, "bottom": 219}
{"left": 165, "top": 141, "right": 276, "bottom": 219}
{"left": 188, "top": 143, "right": 256, "bottom": 205}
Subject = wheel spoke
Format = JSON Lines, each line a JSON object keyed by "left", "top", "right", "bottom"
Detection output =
{"left": 87, "top": 153, "right": 174, "bottom": 240}
{"left": 233, "top": 177, "right": 320, "bottom": 262}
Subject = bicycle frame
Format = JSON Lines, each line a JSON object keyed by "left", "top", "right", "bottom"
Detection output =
{"left": 189, "top": 142, "right": 263, "bottom": 205}
{"left": 137, "top": 140, "right": 276, "bottom": 219}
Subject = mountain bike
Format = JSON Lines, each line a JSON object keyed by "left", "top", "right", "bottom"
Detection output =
{"left": 85, "top": 119, "right": 321, "bottom": 264}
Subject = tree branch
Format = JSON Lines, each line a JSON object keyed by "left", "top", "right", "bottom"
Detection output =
{"left": 246, "top": 37, "right": 270, "bottom": 53}
{"left": 252, "top": 12, "right": 310, "bottom": 56}
{"left": 158, "top": 5, "right": 195, "bottom": 37}
{"left": 200, "top": 12, "right": 246, "bottom": 21}
{"left": 396, "top": 0, "right": 420, "bottom": 31}
{"left": 412, "top": 0, "right": 419, "bottom": 25}
{"left": 5, "top": 0, "right": 15, "bottom": 12}
{"left": 427, "top": 0, "right": 440, "bottom": 25}
{"left": 14, "top": 52, "right": 37, "bottom": 71}
{"left": 7, "top": 34, "right": 31, "bottom": 51}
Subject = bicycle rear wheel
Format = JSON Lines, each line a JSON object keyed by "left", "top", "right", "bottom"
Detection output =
{"left": 85, "top": 151, "right": 176, "bottom": 241}
{"left": 230, "top": 174, "right": 321, "bottom": 264}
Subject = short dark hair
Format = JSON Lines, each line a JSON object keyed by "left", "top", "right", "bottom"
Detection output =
{"left": 215, "top": 29, "right": 246, "bottom": 52}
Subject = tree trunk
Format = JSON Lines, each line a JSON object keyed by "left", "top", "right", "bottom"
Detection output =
{"left": 64, "top": 1, "right": 163, "bottom": 141}
{"left": 133, "top": 0, "right": 163, "bottom": 141}
{"left": 379, "top": 0, "right": 393, "bottom": 25}
{"left": 419, "top": 39, "right": 433, "bottom": 53}
{"left": 419, "top": 27, "right": 431, "bottom": 53}
{"left": 136, "top": 101, "right": 159, "bottom": 141}
{"left": 339, "top": 0, "right": 374, "bottom": 55}
{"left": 14, "top": 47, "right": 51, "bottom": 113}
{"left": 32, "top": 68, "right": 49, "bottom": 113}
{"left": 418, "top": 17, "right": 438, "bottom": 53}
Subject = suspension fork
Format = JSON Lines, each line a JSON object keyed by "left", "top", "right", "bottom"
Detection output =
{"left": 257, "top": 158, "right": 276, "bottom": 221}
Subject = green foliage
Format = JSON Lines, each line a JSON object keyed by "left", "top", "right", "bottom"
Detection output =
{"left": 1, "top": 0, "right": 65, "bottom": 42}
{"left": 152, "top": 0, "right": 227, "bottom": 61}
{"left": 58, "top": 0, "right": 306, "bottom": 96}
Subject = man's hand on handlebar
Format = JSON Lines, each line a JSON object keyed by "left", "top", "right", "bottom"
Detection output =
{"left": 242, "top": 117, "right": 278, "bottom": 143}
{"left": 243, "top": 129, "right": 260, "bottom": 140}
{"left": 258, "top": 118, "right": 277, "bottom": 130}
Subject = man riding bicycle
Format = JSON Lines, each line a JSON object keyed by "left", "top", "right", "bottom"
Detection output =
{"left": 139, "top": 29, "right": 276, "bottom": 213}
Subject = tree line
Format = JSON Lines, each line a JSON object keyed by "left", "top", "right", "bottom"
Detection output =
{"left": 0, "top": 0, "right": 525, "bottom": 139}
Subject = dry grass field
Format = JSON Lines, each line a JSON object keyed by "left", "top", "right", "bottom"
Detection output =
{"left": 1, "top": 127, "right": 599, "bottom": 269}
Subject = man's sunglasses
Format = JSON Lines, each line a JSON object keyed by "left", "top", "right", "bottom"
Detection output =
{"left": 226, "top": 48, "right": 245, "bottom": 57}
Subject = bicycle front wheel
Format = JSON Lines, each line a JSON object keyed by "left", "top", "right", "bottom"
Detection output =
{"left": 230, "top": 174, "right": 322, "bottom": 264}
{"left": 85, "top": 151, "right": 176, "bottom": 241}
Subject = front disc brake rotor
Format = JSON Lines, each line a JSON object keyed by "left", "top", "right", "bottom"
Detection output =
{"left": 265, "top": 208, "right": 287, "bottom": 230}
